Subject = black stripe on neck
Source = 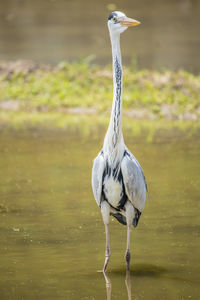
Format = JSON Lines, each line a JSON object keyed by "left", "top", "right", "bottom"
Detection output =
{"left": 112, "top": 57, "right": 122, "bottom": 147}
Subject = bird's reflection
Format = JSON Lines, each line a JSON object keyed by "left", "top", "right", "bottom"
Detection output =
{"left": 103, "top": 270, "right": 132, "bottom": 300}
{"left": 125, "top": 270, "right": 132, "bottom": 300}
{"left": 103, "top": 271, "right": 112, "bottom": 300}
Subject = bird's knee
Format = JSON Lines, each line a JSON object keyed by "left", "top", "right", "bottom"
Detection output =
{"left": 125, "top": 249, "right": 131, "bottom": 263}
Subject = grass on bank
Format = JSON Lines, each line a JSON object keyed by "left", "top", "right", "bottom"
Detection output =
{"left": 0, "top": 59, "right": 200, "bottom": 120}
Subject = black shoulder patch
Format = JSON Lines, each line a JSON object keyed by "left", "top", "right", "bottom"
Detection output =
{"left": 123, "top": 150, "right": 129, "bottom": 157}
{"left": 103, "top": 160, "right": 111, "bottom": 179}
{"left": 108, "top": 12, "right": 117, "bottom": 20}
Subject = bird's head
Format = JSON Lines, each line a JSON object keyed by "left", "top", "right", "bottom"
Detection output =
{"left": 108, "top": 11, "right": 140, "bottom": 35}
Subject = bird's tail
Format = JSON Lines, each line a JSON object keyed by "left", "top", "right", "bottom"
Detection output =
{"left": 110, "top": 209, "right": 142, "bottom": 228}
{"left": 110, "top": 212, "right": 127, "bottom": 225}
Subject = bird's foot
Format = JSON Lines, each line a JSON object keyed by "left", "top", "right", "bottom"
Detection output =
{"left": 103, "top": 248, "right": 111, "bottom": 272}
{"left": 103, "top": 256, "right": 109, "bottom": 272}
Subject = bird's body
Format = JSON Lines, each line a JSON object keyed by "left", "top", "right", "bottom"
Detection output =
{"left": 92, "top": 11, "right": 148, "bottom": 272}
{"left": 93, "top": 146, "right": 146, "bottom": 226}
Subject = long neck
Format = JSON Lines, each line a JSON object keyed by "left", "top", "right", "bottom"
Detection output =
{"left": 104, "top": 32, "right": 123, "bottom": 152}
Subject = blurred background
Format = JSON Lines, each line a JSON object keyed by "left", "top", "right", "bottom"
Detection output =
{"left": 0, "top": 0, "right": 200, "bottom": 72}
{"left": 0, "top": 2, "right": 200, "bottom": 299}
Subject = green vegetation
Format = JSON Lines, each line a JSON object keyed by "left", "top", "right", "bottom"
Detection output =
{"left": 0, "top": 60, "right": 199, "bottom": 122}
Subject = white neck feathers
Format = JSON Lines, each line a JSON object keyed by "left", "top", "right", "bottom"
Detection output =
{"left": 103, "top": 32, "right": 124, "bottom": 156}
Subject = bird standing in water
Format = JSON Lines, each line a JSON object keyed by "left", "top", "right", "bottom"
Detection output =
{"left": 92, "top": 11, "right": 148, "bottom": 272}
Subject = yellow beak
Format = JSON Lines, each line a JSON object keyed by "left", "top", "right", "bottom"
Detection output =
{"left": 119, "top": 17, "right": 140, "bottom": 27}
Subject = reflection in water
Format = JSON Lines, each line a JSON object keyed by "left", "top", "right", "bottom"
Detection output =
{"left": 102, "top": 264, "right": 168, "bottom": 300}
{"left": 103, "top": 270, "right": 132, "bottom": 300}
{"left": 103, "top": 271, "right": 112, "bottom": 300}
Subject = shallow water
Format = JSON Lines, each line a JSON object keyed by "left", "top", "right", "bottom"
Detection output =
{"left": 0, "top": 127, "right": 199, "bottom": 299}
{"left": 0, "top": 0, "right": 200, "bottom": 72}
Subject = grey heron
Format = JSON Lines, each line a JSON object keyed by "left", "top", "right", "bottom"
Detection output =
{"left": 92, "top": 11, "right": 148, "bottom": 272}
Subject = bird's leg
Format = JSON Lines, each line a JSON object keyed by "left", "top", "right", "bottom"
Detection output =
{"left": 125, "top": 225, "right": 131, "bottom": 270}
{"left": 103, "top": 223, "right": 111, "bottom": 271}
{"left": 125, "top": 201, "right": 135, "bottom": 271}
{"left": 101, "top": 201, "right": 111, "bottom": 272}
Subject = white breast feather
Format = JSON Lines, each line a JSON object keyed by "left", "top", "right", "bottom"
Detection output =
{"left": 104, "top": 176, "right": 122, "bottom": 208}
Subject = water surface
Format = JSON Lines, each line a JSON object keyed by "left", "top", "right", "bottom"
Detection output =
{"left": 0, "top": 126, "right": 199, "bottom": 299}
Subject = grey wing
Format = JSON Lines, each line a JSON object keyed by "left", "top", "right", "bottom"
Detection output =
{"left": 91, "top": 151, "right": 105, "bottom": 207}
{"left": 121, "top": 149, "right": 147, "bottom": 212}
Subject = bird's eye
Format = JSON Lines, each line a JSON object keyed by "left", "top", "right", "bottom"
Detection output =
{"left": 113, "top": 17, "right": 117, "bottom": 22}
